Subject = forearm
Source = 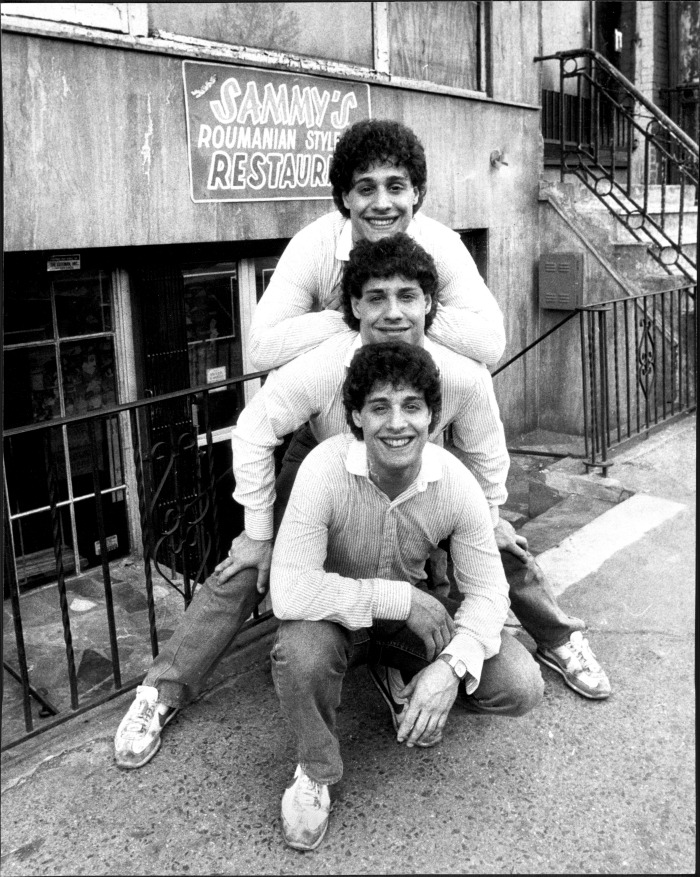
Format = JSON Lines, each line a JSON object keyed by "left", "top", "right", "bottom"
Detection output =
{"left": 427, "top": 304, "right": 506, "bottom": 368}
{"left": 249, "top": 311, "right": 351, "bottom": 371}
{"left": 271, "top": 568, "right": 412, "bottom": 628}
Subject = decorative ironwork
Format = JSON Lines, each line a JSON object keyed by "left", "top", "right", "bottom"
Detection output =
{"left": 2, "top": 369, "right": 270, "bottom": 750}
{"left": 636, "top": 314, "right": 657, "bottom": 398}
{"left": 535, "top": 49, "right": 698, "bottom": 283}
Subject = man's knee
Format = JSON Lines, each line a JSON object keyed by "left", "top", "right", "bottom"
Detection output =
{"left": 506, "top": 656, "right": 545, "bottom": 716}
{"left": 273, "top": 621, "right": 350, "bottom": 686}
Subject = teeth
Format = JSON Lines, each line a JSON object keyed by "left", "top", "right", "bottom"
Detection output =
{"left": 368, "top": 218, "right": 396, "bottom": 226}
{"left": 382, "top": 438, "right": 411, "bottom": 447}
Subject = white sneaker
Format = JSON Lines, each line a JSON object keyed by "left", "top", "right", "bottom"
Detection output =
{"left": 114, "top": 685, "right": 178, "bottom": 769}
{"left": 281, "top": 765, "right": 331, "bottom": 851}
{"left": 536, "top": 631, "right": 611, "bottom": 700}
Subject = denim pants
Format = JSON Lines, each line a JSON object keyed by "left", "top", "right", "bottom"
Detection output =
{"left": 144, "top": 423, "right": 582, "bottom": 707}
{"left": 142, "top": 424, "right": 318, "bottom": 708}
{"left": 270, "top": 590, "right": 545, "bottom": 785}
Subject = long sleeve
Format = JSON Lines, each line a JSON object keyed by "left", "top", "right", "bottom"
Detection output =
{"left": 270, "top": 453, "right": 413, "bottom": 627}
{"left": 231, "top": 352, "right": 340, "bottom": 539}
{"left": 247, "top": 216, "right": 352, "bottom": 370}
{"left": 442, "top": 467, "right": 510, "bottom": 684}
{"left": 436, "top": 349, "right": 509, "bottom": 525}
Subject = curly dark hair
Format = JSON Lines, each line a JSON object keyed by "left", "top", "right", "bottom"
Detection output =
{"left": 343, "top": 341, "right": 442, "bottom": 439}
{"left": 330, "top": 119, "right": 428, "bottom": 216}
{"left": 341, "top": 233, "right": 439, "bottom": 332}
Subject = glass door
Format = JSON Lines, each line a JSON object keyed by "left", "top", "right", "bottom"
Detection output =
{"left": 3, "top": 260, "right": 129, "bottom": 588}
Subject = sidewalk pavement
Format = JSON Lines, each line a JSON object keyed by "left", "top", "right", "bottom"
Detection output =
{"left": 1, "top": 416, "right": 695, "bottom": 875}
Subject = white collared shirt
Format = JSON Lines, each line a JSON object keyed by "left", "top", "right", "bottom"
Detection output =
{"left": 270, "top": 434, "right": 510, "bottom": 691}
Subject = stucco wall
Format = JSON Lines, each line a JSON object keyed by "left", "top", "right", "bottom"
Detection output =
{"left": 2, "top": 0, "right": 543, "bottom": 438}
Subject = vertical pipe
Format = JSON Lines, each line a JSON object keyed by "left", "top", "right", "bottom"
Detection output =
{"left": 624, "top": 298, "right": 631, "bottom": 439}
{"left": 202, "top": 387, "right": 221, "bottom": 566}
{"left": 642, "top": 296, "right": 651, "bottom": 431}
{"left": 45, "top": 428, "right": 79, "bottom": 710}
{"left": 633, "top": 301, "right": 641, "bottom": 435}
{"left": 87, "top": 418, "right": 121, "bottom": 689}
{"left": 559, "top": 59, "right": 566, "bottom": 182}
{"left": 612, "top": 301, "right": 621, "bottom": 443}
{"left": 676, "top": 288, "right": 684, "bottom": 410}
{"left": 4, "top": 493, "right": 34, "bottom": 732}
{"left": 669, "top": 290, "right": 676, "bottom": 415}
{"left": 588, "top": 312, "right": 600, "bottom": 463}
{"left": 598, "top": 309, "right": 611, "bottom": 458}
{"left": 684, "top": 289, "right": 690, "bottom": 409}
{"left": 579, "top": 312, "right": 591, "bottom": 464}
{"left": 130, "top": 408, "right": 159, "bottom": 658}
{"left": 661, "top": 290, "right": 667, "bottom": 422}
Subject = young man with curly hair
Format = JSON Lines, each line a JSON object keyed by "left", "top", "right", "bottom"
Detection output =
{"left": 248, "top": 117, "right": 505, "bottom": 371}
{"left": 270, "top": 341, "right": 543, "bottom": 851}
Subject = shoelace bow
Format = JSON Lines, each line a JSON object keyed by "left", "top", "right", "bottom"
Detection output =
{"left": 124, "top": 698, "right": 156, "bottom": 734}
{"left": 569, "top": 637, "right": 598, "bottom": 672}
{"left": 298, "top": 776, "right": 324, "bottom": 809}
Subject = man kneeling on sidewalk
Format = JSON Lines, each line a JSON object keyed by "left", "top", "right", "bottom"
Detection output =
{"left": 270, "top": 341, "right": 544, "bottom": 851}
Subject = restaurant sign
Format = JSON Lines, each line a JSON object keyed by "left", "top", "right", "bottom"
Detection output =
{"left": 183, "top": 61, "right": 371, "bottom": 203}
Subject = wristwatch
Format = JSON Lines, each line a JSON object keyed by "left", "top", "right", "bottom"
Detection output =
{"left": 438, "top": 652, "right": 468, "bottom": 680}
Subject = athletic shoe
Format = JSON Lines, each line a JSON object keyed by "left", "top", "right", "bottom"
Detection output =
{"left": 114, "top": 685, "right": 178, "bottom": 769}
{"left": 368, "top": 663, "right": 443, "bottom": 747}
{"left": 281, "top": 765, "right": 331, "bottom": 851}
{"left": 536, "top": 631, "right": 611, "bottom": 699}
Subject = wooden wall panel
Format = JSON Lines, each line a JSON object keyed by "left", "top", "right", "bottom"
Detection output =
{"left": 490, "top": 0, "right": 541, "bottom": 105}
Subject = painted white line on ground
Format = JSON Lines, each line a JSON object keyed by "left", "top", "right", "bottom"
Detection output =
{"left": 536, "top": 493, "right": 686, "bottom": 596}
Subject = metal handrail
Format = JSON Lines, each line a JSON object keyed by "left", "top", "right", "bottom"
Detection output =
{"left": 534, "top": 48, "right": 699, "bottom": 156}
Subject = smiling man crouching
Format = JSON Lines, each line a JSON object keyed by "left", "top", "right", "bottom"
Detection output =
{"left": 270, "top": 341, "right": 544, "bottom": 851}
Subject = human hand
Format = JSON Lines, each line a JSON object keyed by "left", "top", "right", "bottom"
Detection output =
{"left": 214, "top": 532, "right": 273, "bottom": 594}
{"left": 406, "top": 588, "right": 456, "bottom": 661}
{"left": 396, "top": 661, "right": 459, "bottom": 747}
{"left": 494, "top": 517, "right": 528, "bottom": 563}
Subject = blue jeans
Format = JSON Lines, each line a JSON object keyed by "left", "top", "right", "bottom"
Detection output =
{"left": 271, "top": 593, "right": 545, "bottom": 784}
{"left": 143, "top": 424, "right": 318, "bottom": 707}
{"left": 144, "top": 424, "right": 582, "bottom": 707}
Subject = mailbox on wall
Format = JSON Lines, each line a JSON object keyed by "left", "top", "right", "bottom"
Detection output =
{"left": 538, "top": 252, "right": 584, "bottom": 310}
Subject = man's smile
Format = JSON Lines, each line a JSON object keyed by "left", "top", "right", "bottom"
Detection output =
{"left": 379, "top": 436, "right": 413, "bottom": 448}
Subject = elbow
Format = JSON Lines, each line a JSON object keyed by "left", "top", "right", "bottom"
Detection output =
{"left": 483, "top": 332, "right": 506, "bottom": 368}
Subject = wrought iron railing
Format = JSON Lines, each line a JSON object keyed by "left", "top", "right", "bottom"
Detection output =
{"left": 2, "top": 369, "right": 272, "bottom": 750}
{"left": 579, "top": 284, "right": 697, "bottom": 475}
{"left": 535, "top": 49, "right": 699, "bottom": 283}
{"left": 3, "top": 286, "right": 696, "bottom": 749}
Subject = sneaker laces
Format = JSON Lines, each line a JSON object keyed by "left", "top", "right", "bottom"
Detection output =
{"left": 566, "top": 633, "right": 601, "bottom": 675}
{"left": 123, "top": 690, "right": 157, "bottom": 736}
{"left": 297, "top": 773, "right": 325, "bottom": 809}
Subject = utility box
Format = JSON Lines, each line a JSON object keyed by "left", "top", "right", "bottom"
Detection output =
{"left": 538, "top": 252, "right": 584, "bottom": 310}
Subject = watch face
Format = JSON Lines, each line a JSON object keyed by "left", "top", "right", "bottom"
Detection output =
{"left": 454, "top": 659, "right": 467, "bottom": 679}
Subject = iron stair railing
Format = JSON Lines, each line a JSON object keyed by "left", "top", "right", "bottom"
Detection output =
{"left": 534, "top": 48, "right": 698, "bottom": 285}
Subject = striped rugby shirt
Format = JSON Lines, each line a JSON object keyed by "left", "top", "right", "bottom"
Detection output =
{"left": 248, "top": 211, "right": 506, "bottom": 371}
{"left": 232, "top": 334, "right": 509, "bottom": 541}
{"left": 270, "top": 434, "right": 510, "bottom": 689}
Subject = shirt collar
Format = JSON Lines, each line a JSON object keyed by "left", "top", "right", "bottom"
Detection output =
{"left": 345, "top": 438, "right": 444, "bottom": 492}
{"left": 335, "top": 215, "right": 422, "bottom": 262}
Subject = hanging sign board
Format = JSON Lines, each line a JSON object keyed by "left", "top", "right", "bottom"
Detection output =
{"left": 183, "top": 60, "right": 371, "bottom": 203}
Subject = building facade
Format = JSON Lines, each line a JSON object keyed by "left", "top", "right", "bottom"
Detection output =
{"left": 2, "top": 2, "right": 696, "bottom": 587}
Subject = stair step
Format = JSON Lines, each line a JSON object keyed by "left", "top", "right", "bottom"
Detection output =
{"left": 517, "top": 493, "right": 620, "bottom": 556}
